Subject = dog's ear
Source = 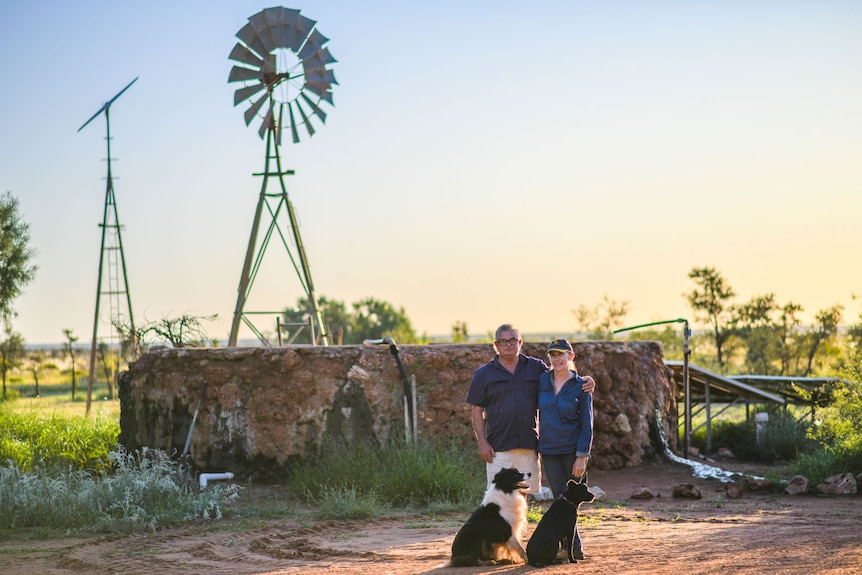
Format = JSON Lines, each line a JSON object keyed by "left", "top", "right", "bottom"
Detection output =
{"left": 571, "top": 472, "right": 587, "bottom": 486}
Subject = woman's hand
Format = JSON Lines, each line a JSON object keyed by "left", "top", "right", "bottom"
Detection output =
{"left": 573, "top": 456, "right": 588, "bottom": 479}
{"left": 582, "top": 375, "right": 596, "bottom": 394}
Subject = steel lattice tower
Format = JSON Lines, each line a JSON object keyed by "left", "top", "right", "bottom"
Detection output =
{"left": 78, "top": 78, "right": 138, "bottom": 415}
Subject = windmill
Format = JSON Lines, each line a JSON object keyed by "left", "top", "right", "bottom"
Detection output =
{"left": 227, "top": 6, "right": 337, "bottom": 346}
{"left": 77, "top": 77, "right": 138, "bottom": 415}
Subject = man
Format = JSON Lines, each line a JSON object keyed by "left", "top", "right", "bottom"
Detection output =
{"left": 466, "top": 324, "right": 595, "bottom": 494}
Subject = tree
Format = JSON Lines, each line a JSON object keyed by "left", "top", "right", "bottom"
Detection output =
{"left": 351, "top": 298, "right": 418, "bottom": 344}
{"left": 97, "top": 342, "right": 117, "bottom": 399}
{"left": 451, "top": 320, "right": 469, "bottom": 343}
{"left": 115, "top": 313, "right": 218, "bottom": 351}
{"left": 283, "top": 296, "right": 418, "bottom": 345}
{"left": 847, "top": 293, "right": 862, "bottom": 351}
{"left": 802, "top": 305, "right": 843, "bottom": 376}
{"left": 28, "top": 350, "right": 45, "bottom": 397}
{"left": 775, "top": 301, "right": 804, "bottom": 376}
{"left": 625, "top": 325, "right": 686, "bottom": 360}
{"left": 729, "top": 293, "right": 778, "bottom": 374}
{"left": 63, "top": 329, "right": 80, "bottom": 400}
{"left": 686, "top": 267, "right": 735, "bottom": 367}
{"left": 283, "top": 296, "right": 351, "bottom": 344}
{"left": 0, "top": 191, "right": 37, "bottom": 330}
{"left": 0, "top": 330, "right": 24, "bottom": 400}
{"left": 572, "top": 294, "right": 630, "bottom": 339}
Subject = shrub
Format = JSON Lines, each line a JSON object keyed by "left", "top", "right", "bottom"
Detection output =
{"left": 313, "top": 485, "right": 386, "bottom": 520}
{"left": 801, "top": 348, "right": 862, "bottom": 476}
{"left": 789, "top": 448, "right": 840, "bottom": 486}
{"left": 0, "top": 447, "right": 236, "bottom": 535}
{"left": 292, "top": 436, "right": 483, "bottom": 511}
{"left": 693, "top": 408, "right": 813, "bottom": 463}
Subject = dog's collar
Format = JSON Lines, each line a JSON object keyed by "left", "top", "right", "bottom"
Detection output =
{"left": 559, "top": 494, "right": 580, "bottom": 507}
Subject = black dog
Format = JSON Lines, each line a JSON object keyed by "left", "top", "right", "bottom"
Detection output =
{"left": 526, "top": 474, "right": 595, "bottom": 567}
{"left": 447, "top": 467, "right": 531, "bottom": 566}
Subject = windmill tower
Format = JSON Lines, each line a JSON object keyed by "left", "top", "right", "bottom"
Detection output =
{"left": 77, "top": 77, "right": 138, "bottom": 415}
{"left": 227, "top": 7, "right": 337, "bottom": 346}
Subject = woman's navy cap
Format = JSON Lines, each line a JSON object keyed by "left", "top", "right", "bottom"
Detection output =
{"left": 546, "top": 338, "right": 574, "bottom": 354}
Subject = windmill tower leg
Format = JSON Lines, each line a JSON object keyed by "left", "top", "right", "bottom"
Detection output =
{"left": 228, "top": 184, "right": 267, "bottom": 347}
{"left": 285, "top": 197, "right": 328, "bottom": 345}
{"left": 228, "top": 125, "right": 329, "bottom": 347}
{"left": 85, "top": 105, "right": 136, "bottom": 416}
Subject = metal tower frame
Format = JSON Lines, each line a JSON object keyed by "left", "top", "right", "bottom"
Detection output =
{"left": 227, "top": 7, "right": 337, "bottom": 347}
{"left": 78, "top": 78, "right": 138, "bottom": 415}
{"left": 228, "top": 100, "right": 329, "bottom": 346}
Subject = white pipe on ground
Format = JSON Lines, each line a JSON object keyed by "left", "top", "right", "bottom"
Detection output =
{"left": 199, "top": 471, "right": 234, "bottom": 489}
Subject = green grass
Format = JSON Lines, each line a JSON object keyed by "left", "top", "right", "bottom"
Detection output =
{"left": 0, "top": 399, "right": 488, "bottom": 534}
{"left": 0, "top": 405, "right": 120, "bottom": 472}
{"left": 292, "top": 436, "right": 485, "bottom": 517}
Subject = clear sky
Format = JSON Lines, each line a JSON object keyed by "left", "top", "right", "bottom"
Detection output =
{"left": 2, "top": 1, "right": 861, "bottom": 345}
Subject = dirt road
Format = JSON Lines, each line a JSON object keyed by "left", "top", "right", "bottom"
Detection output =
{"left": 2, "top": 460, "right": 859, "bottom": 574}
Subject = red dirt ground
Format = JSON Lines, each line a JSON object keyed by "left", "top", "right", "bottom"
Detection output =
{"left": 1, "top": 460, "right": 860, "bottom": 575}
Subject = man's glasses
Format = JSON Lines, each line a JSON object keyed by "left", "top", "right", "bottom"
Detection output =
{"left": 495, "top": 338, "right": 519, "bottom": 347}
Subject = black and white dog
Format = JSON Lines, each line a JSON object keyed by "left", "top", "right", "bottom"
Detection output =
{"left": 526, "top": 474, "right": 595, "bottom": 567}
{"left": 447, "top": 467, "right": 531, "bottom": 566}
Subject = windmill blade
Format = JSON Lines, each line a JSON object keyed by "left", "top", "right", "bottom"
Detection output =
{"left": 289, "top": 15, "right": 316, "bottom": 51}
{"left": 304, "top": 81, "right": 334, "bottom": 104}
{"left": 271, "top": 6, "right": 301, "bottom": 25}
{"left": 295, "top": 100, "right": 316, "bottom": 138}
{"left": 229, "top": 43, "right": 263, "bottom": 69}
{"left": 300, "top": 92, "right": 327, "bottom": 123}
{"left": 302, "top": 46, "right": 336, "bottom": 69}
{"left": 288, "top": 102, "right": 300, "bottom": 143}
{"left": 276, "top": 103, "right": 284, "bottom": 146}
{"left": 106, "top": 77, "right": 139, "bottom": 108}
{"left": 78, "top": 103, "right": 110, "bottom": 133}
{"left": 78, "top": 77, "right": 139, "bottom": 132}
{"left": 263, "top": 7, "right": 298, "bottom": 50}
{"left": 278, "top": 7, "right": 303, "bottom": 47}
{"left": 234, "top": 83, "right": 266, "bottom": 106}
{"left": 304, "top": 67, "right": 337, "bottom": 85}
{"left": 298, "top": 29, "right": 329, "bottom": 60}
{"left": 262, "top": 53, "right": 277, "bottom": 76}
{"left": 229, "top": 65, "right": 262, "bottom": 83}
{"left": 258, "top": 103, "right": 274, "bottom": 140}
{"left": 244, "top": 95, "right": 268, "bottom": 126}
{"left": 248, "top": 10, "right": 280, "bottom": 54}
{"left": 236, "top": 22, "right": 268, "bottom": 59}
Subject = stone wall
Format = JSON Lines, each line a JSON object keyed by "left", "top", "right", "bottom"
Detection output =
{"left": 118, "top": 341, "right": 676, "bottom": 481}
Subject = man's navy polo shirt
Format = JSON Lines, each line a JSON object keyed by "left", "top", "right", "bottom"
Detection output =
{"left": 466, "top": 353, "right": 547, "bottom": 452}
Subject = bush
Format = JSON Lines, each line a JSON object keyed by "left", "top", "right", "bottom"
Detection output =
{"left": 757, "top": 408, "right": 816, "bottom": 462}
{"left": 789, "top": 448, "right": 840, "bottom": 486}
{"left": 692, "top": 408, "right": 814, "bottom": 463}
{"left": 801, "top": 349, "right": 862, "bottom": 476}
{"left": 292, "top": 436, "right": 484, "bottom": 513}
{"left": 692, "top": 419, "right": 755, "bottom": 457}
{"left": 0, "top": 447, "right": 236, "bottom": 535}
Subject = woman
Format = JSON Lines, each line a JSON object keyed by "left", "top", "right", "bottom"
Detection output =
{"left": 537, "top": 337, "right": 594, "bottom": 560}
